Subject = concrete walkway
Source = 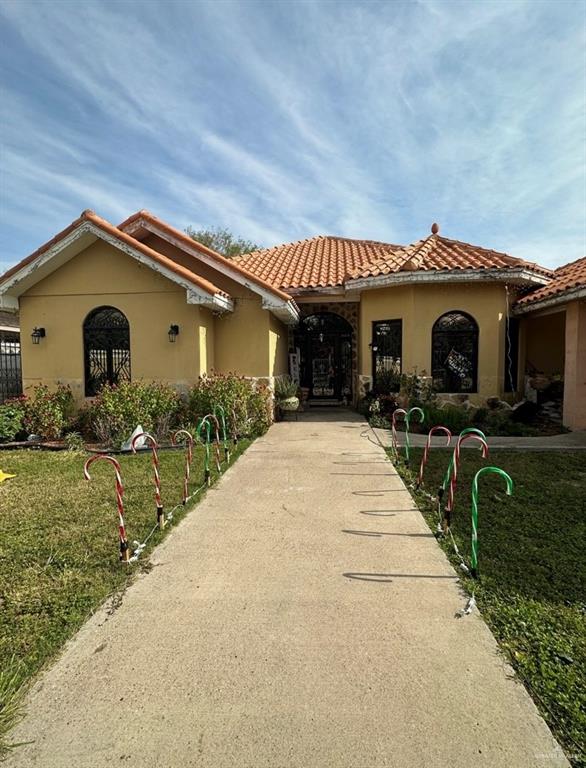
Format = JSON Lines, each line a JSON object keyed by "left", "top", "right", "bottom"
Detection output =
{"left": 8, "top": 412, "right": 568, "bottom": 767}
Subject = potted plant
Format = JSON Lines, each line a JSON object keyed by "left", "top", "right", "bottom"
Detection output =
{"left": 274, "top": 376, "right": 300, "bottom": 412}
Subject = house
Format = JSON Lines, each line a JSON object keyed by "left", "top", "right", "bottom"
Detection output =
{"left": 0, "top": 210, "right": 584, "bottom": 429}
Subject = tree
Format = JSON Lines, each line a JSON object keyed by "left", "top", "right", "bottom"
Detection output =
{"left": 185, "top": 226, "right": 259, "bottom": 259}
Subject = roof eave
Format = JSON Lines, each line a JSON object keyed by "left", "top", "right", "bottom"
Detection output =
{"left": 346, "top": 268, "right": 551, "bottom": 291}
{"left": 513, "top": 285, "right": 586, "bottom": 315}
{"left": 262, "top": 298, "right": 300, "bottom": 325}
{"left": 0, "top": 218, "right": 231, "bottom": 314}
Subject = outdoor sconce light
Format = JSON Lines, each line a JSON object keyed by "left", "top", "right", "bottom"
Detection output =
{"left": 31, "top": 327, "right": 46, "bottom": 345}
{"left": 168, "top": 324, "right": 180, "bottom": 343}
{"left": 369, "top": 342, "right": 379, "bottom": 353}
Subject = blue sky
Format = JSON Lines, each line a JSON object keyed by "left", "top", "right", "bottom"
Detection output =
{"left": 0, "top": 0, "right": 584, "bottom": 273}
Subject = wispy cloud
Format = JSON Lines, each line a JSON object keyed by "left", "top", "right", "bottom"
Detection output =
{"left": 0, "top": 0, "right": 584, "bottom": 272}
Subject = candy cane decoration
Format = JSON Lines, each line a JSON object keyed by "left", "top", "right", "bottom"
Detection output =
{"left": 442, "top": 433, "right": 489, "bottom": 533}
{"left": 213, "top": 404, "right": 230, "bottom": 463}
{"left": 202, "top": 414, "right": 222, "bottom": 473}
{"left": 172, "top": 429, "right": 194, "bottom": 505}
{"left": 83, "top": 454, "right": 130, "bottom": 563}
{"left": 391, "top": 408, "right": 407, "bottom": 459}
{"left": 471, "top": 467, "right": 513, "bottom": 577}
{"left": 131, "top": 432, "right": 164, "bottom": 529}
{"left": 417, "top": 426, "right": 452, "bottom": 487}
{"left": 196, "top": 418, "right": 212, "bottom": 486}
{"left": 404, "top": 407, "right": 424, "bottom": 465}
{"left": 439, "top": 427, "right": 486, "bottom": 501}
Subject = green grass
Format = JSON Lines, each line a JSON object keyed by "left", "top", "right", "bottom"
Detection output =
{"left": 393, "top": 448, "right": 586, "bottom": 767}
{"left": 0, "top": 441, "right": 250, "bottom": 758}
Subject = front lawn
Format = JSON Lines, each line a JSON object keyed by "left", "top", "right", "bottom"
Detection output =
{"left": 394, "top": 448, "right": 586, "bottom": 767}
{"left": 0, "top": 442, "right": 249, "bottom": 759}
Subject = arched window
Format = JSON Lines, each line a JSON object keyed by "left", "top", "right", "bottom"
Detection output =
{"left": 432, "top": 311, "right": 478, "bottom": 393}
{"left": 84, "top": 306, "right": 131, "bottom": 396}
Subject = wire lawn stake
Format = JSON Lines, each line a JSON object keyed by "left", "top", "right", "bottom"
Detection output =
{"left": 404, "top": 406, "right": 424, "bottom": 466}
{"left": 172, "top": 429, "right": 194, "bottom": 505}
{"left": 471, "top": 467, "right": 513, "bottom": 578}
{"left": 83, "top": 455, "right": 130, "bottom": 563}
{"left": 442, "top": 433, "right": 489, "bottom": 534}
{"left": 230, "top": 406, "right": 239, "bottom": 447}
{"left": 391, "top": 408, "right": 407, "bottom": 461}
{"left": 131, "top": 432, "right": 165, "bottom": 530}
{"left": 196, "top": 418, "right": 212, "bottom": 486}
{"left": 438, "top": 427, "right": 487, "bottom": 504}
{"left": 213, "top": 404, "right": 230, "bottom": 463}
{"left": 417, "top": 426, "right": 452, "bottom": 488}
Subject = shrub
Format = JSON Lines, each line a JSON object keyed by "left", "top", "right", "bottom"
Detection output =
{"left": 89, "top": 381, "right": 181, "bottom": 448}
{"left": 274, "top": 375, "right": 298, "bottom": 400}
{"left": 373, "top": 368, "right": 401, "bottom": 396}
{"left": 188, "top": 373, "right": 272, "bottom": 437}
{"left": 0, "top": 400, "right": 25, "bottom": 442}
{"left": 19, "top": 385, "right": 75, "bottom": 440}
{"left": 399, "top": 371, "right": 436, "bottom": 406}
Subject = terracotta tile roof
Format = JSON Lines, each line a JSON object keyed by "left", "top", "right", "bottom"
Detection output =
{"left": 516, "top": 256, "right": 586, "bottom": 306}
{"left": 351, "top": 233, "right": 553, "bottom": 280}
{"left": 236, "top": 226, "right": 552, "bottom": 290}
{"left": 234, "top": 235, "right": 404, "bottom": 290}
{"left": 0, "top": 210, "right": 229, "bottom": 300}
{"left": 118, "top": 210, "right": 293, "bottom": 303}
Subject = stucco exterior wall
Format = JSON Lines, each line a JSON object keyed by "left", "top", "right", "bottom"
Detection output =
{"left": 269, "top": 314, "right": 288, "bottom": 377}
{"left": 563, "top": 300, "right": 586, "bottom": 430}
{"left": 522, "top": 311, "right": 566, "bottom": 374}
{"left": 19, "top": 240, "right": 208, "bottom": 402}
{"left": 359, "top": 282, "right": 508, "bottom": 401}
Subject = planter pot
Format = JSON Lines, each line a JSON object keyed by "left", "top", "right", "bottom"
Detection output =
{"left": 279, "top": 396, "right": 299, "bottom": 412}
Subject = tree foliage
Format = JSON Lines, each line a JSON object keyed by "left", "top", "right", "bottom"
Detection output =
{"left": 185, "top": 226, "right": 259, "bottom": 259}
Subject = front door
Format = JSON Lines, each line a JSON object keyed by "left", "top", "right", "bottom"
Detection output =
{"left": 310, "top": 334, "right": 337, "bottom": 398}
{"left": 294, "top": 312, "right": 353, "bottom": 402}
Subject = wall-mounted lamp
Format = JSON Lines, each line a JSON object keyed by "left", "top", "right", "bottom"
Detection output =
{"left": 168, "top": 324, "right": 180, "bottom": 343}
{"left": 31, "top": 327, "right": 46, "bottom": 345}
{"left": 368, "top": 342, "right": 379, "bottom": 353}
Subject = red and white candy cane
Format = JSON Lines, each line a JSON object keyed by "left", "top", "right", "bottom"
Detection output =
{"left": 84, "top": 454, "right": 130, "bottom": 563}
{"left": 443, "top": 433, "right": 489, "bottom": 531}
{"left": 131, "top": 432, "right": 165, "bottom": 529}
{"left": 417, "top": 426, "right": 452, "bottom": 487}
{"left": 172, "top": 429, "right": 194, "bottom": 505}
{"left": 391, "top": 408, "right": 407, "bottom": 459}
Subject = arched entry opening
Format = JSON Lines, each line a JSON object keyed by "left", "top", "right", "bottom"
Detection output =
{"left": 83, "top": 306, "right": 131, "bottom": 396}
{"left": 293, "top": 312, "right": 353, "bottom": 401}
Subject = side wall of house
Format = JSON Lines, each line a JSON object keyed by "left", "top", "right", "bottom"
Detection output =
{"left": 269, "top": 314, "right": 289, "bottom": 378}
{"left": 19, "top": 240, "right": 207, "bottom": 403}
{"left": 521, "top": 311, "right": 566, "bottom": 375}
{"left": 358, "top": 282, "right": 508, "bottom": 401}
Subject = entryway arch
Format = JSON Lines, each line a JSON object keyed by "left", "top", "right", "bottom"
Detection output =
{"left": 293, "top": 311, "right": 353, "bottom": 401}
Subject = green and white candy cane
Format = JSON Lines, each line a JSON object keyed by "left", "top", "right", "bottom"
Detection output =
{"left": 196, "top": 417, "right": 212, "bottom": 486}
{"left": 404, "top": 407, "right": 424, "bottom": 465}
{"left": 470, "top": 466, "right": 513, "bottom": 578}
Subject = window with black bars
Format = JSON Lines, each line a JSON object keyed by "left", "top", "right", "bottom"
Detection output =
{"left": 431, "top": 311, "right": 478, "bottom": 393}
{"left": 0, "top": 330, "right": 22, "bottom": 402}
{"left": 84, "top": 306, "right": 131, "bottom": 396}
{"left": 372, "top": 320, "right": 402, "bottom": 388}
